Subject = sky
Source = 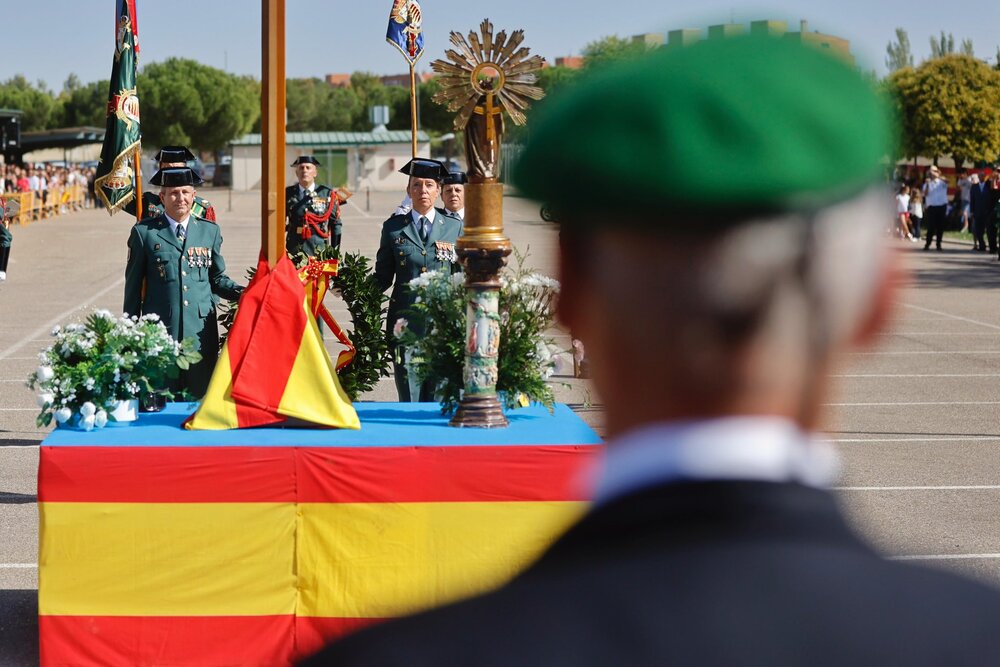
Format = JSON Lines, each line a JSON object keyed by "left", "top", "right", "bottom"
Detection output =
{"left": 4, "top": 1, "right": 1000, "bottom": 91}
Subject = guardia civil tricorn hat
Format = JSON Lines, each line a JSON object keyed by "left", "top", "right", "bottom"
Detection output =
{"left": 291, "top": 155, "right": 321, "bottom": 166}
{"left": 443, "top": 171, "right": 468, "bottom": 185}
{"left": 513, "top": 34, "right": 894, "bottom": 224}
{"left": 399, "top": 158, "right": 449, "bottom": 182}
{"left": 153, "top": 146, "right": 196, "bottom": 163}
{"left": 150, "top": 167, "right": 204, "bottom": 187}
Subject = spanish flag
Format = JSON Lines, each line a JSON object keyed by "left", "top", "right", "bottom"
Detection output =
{"left": 184, "top": 254, "right": 359, "bottom": 430}
{"left": 38, "top": 402, "right": 601, "bottom": 665}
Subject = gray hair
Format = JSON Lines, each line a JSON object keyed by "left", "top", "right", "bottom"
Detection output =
{"left": 587, "top": 187, "right": 891, "bottom": 395}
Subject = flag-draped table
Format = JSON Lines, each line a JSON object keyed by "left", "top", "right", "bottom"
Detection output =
{"left": 37, "top": 402, "right": 601, "bottom": 666}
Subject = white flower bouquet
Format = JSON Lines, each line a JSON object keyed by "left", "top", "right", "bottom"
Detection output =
{"left": 27, "top": 310, "right": 201, "bottom": 429}
{"left": 396, "top": 251, "right": 565, "bottom": 413}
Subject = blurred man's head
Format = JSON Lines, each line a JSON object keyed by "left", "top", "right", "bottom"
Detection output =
{"left": 514, "top": 35, "right": 895, "bottom": 437}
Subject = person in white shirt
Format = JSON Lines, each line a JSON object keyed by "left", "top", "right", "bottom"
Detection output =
{"left": 895, "top": 184, "right": 914, "bottom": 240}
{"left": 921, "top": 165, "right": 949, "bottom": 251}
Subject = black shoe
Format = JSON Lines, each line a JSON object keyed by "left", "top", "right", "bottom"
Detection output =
{"left": 923, "top": 244, "right": 931, "bottom": 251}
{"left": 936, "top": 245, "right": 943, "bottom": 251}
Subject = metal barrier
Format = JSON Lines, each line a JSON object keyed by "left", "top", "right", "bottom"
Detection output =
{"left": 4, "top": 185, "right": 86, "bottom": 226}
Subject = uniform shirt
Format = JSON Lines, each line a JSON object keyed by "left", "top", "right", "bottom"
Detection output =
{"left": 593, "top": 416, "right": 839, "bottom": 507}
{"left": 165, "top": 213, "right": 190, "bottom": 240}
{"left": 448, "top": 207, "right": 465, "bottom": 220}
{"left": 298, "top": 182, "right": 316, "bottom": 198}
{"left": 923, "top": 177, "right": 949, "bottom": 207}
{"left": 410, "top": 208, "right": 438, "bottom": 237}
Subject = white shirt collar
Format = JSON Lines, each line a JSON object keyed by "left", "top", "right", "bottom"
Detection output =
{"left": 165, "top": 213, "right": 191, "bottom": 237}
{"left": 450, "top": 207, "right": 465, "bottom": 220}
{"left": 410, "top": 208, "right": 436, "bottom": 226}
{"left": 592, "top": 417, "right": 839, "bottom": 506}
{"left": 299, "top": 182, "right": 316, "bottom": 196}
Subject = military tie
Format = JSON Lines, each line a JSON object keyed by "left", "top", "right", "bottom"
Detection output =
{"left": 419, "top": 216, "right": 430, "bottom": 242}
{"left": 176, "top": 224, "right": 186, "bottom": 243}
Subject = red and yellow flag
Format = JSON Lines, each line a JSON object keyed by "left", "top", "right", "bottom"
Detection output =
{"left": 184, "top": 254, "right": 359, "bottom": 430}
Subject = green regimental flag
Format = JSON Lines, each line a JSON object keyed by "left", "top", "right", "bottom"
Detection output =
{"left": 95, "top": 0, "right": 141, "bottom": 215}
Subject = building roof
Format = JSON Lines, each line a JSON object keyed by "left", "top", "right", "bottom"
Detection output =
{"left": 232, "top": 130, "right": 430, "bottom": 147}
{"left": 20, "top": 126, "right": 105, "bottom": 151}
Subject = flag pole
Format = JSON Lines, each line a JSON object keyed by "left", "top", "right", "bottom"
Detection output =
{"left": 133, "top": 146, "right": 142, "bottom": 223}
{"left": 262, "top": 0, "right": 287, "bottom": 267}
{"left": 409, "top": 62, "right": 418, "bottom": 158}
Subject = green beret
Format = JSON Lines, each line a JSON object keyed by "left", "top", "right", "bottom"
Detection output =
{"left": 513, "top": 35, "right": 894, "bottom": 222}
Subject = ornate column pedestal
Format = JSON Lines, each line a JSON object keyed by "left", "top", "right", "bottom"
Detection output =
{"left": 450, "top": 182, "right": 511, "bottom": 428}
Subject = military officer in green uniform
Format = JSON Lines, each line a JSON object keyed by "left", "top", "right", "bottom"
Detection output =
{"left": 0, "top": 198, "right": 19, "bottom": 282}
{"left": 125, "top": 146, "right": 218, "bottom": 222}
{"left": 375, "top": 158, "right": 463, "bottom": 401}
{"left": 286, "top": 155, "right": 343, "bottom": 257}
{"left": 123, "top": 167, "right": 243, "bottom": 398}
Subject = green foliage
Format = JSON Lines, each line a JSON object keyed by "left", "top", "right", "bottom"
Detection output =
{"left": 58, "top": 78, "right": 109, "bottom": 127}
{"left": 330, "top": 251, "right": 393, "bottom": 400}
{"left": 885, "top": 28, "right": 913, "bottom": 72}
{"left": 887, "top": 54, "right": 1000, "bottom": 166}
{"left": 582, "top": 35, "right": 655, "bottom": 70}
{"left": 929, "top": 31, "right": 956, "bottom": 59}
{"left": 0, "top": 76, "right": 58, "bottom": 131}
{"left": 138, "top": 58, "right": 259, "bottom": 153}
{"left": 397, "top": 249, "right": 563, "bottom": 415}
{"left": 286, "top": 78, "right": 359, "bottom": 131}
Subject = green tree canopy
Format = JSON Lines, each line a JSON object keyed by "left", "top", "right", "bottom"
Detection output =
{"left": 887, "top": 54, "right": 1000, "bottom": 167}
{"left": 0, "top": 76, "right": 58, "bottom": 131}
{"left": 885, "top": 28, "right": 913, "bottom": 72}
{"left": 929, "top": 31, "right": 956, "bottom": 58}
{"left": 58, "top": 79, "right": 109, "bottom": 127}
{"left": 582, "top": 35, "right": 654, "bottom": 70}
{"left": 138, "top": 58, "right": 259, "bottom": 154}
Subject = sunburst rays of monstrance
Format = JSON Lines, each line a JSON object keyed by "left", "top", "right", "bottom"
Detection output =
{"left": 431, "top": 20, "right": 545, "bottom": 428}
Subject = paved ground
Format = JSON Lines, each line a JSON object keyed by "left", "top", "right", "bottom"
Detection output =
{"left": 4, "top": 190, "right": 1000, "bottom": 663}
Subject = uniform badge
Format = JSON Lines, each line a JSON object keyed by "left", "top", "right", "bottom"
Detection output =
{"left": 153, "top": 243, "right": 161, "bottom": 251}
{"left": 311, "top": 197, "right": 328, "bottom": 213}
{"left": 435, "top": 241, "right": 458, "bottom": 263}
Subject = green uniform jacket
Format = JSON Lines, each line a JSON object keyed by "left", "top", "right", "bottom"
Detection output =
{"left": 125, "top": 192, "right": 217, "bottom": 222}
{"left": 375, "top": 209, "right": 462, "bottom": 337}
{"left": 0, "top": 220, "right": 11, "bottom": 248}
{"left": 123, "top": 214, "right": 243, "bottom": 397}
{"left": 285, "top": 184, "right": 342, "bottom": 257}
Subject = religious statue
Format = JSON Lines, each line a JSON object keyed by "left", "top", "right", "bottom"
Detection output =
{"left": 431, "top": 20, "right": 545, "bottom": 182}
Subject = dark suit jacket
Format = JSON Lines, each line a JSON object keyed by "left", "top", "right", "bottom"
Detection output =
{"left": 970, "top": 181, "right": 991, "bottom": 223}
{"left": 301, "top": 481, "right": 1000, "bottom": 666}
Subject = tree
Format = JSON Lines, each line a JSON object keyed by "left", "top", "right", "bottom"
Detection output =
{"left": 885, "top": 28, "right": 913, "bottom": 72}
{"left": 0, "top": 76, "right": 58, "bottom": 131}
{"left": 929, "top": 31, "right": 955, "bottom": 58}
{"left": 887, "top": 54, "right": 1000, "bottom": 168}
{"left": 960, "top": 38, "right": 975, "bottom": 57}
{"left": 582, "top": 35, "right": 653, "bottom": 70}
{"left": 137, "top": 59, "right": 259, "bottom": 155}
{"left": 58, "top": 79, "right": 108, "bottom": 127}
